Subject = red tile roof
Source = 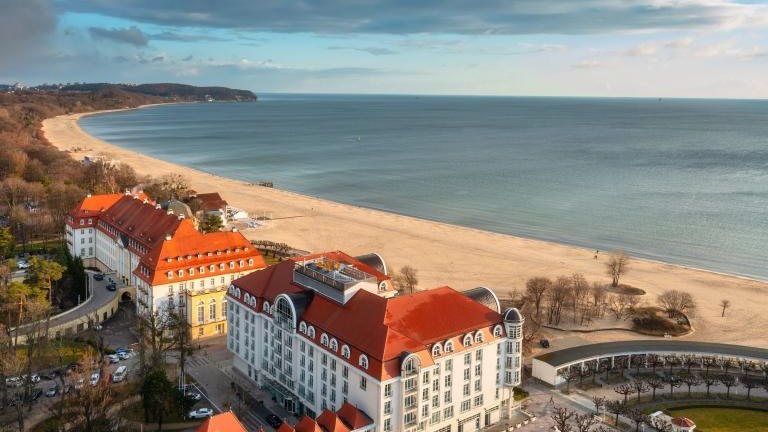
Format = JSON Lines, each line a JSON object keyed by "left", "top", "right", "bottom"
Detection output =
{"left": 67, "top": 193, "right": 127, "bottom": 222}
{"left": 316, "top": 410, "right": 351, "bottom": 432}
{"left": 672, "top": 417, "right": 696, "bottom": 427}
{"left": 336, "top": 403, "right": 373, "bottom": 430}
{"left": 294, "top": 415, "right": 322, "bottom": 432}
{"left": 277, "top": 424, "right": 296, "bottom": 432}
{"left": 99, "top": 195, "right": 184, "bottom": 249}
{"left": 195, "top": 411, "right": 248, "bottom": 432}
{"left": 196, "top": 192, "right": 228, "bottom": 212}
{"left": 230, "top": 258, "right": 503, "bottom": 380}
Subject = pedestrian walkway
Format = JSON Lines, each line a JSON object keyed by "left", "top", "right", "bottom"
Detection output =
{"left": 186, "top": 357, "right": 211, "bottom": 369}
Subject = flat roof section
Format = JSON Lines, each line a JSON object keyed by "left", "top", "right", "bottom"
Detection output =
{"left": 535, "top": 340, "right": 768, "bottom": 368}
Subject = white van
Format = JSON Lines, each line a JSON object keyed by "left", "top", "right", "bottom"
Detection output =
{"left": 112, "top": 366, "right": 127, "bottom": 383}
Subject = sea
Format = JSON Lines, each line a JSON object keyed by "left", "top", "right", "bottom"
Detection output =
{"left": 79, "top": 94, "right": 768, "bottom": 281}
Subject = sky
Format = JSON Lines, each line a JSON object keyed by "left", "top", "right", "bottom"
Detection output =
{"left": 1, "top": 0, "right": 768, "bottom": 97}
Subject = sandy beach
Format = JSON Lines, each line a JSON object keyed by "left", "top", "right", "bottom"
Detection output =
{"left": 42, "top": 108, "right": 768, "bottom": 348}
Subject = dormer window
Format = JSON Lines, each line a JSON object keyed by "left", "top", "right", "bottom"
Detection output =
{"left": 207, "top": 252, "right": 212, "bottom": 256}
{"left": 239, "top": 260, "right": 244, "bottom": 267}
{"left": 432, "top": 344, "right": 443, "bottom": 357}
{"left": 167, "top": 271, "right": 173, "bottom": 279}
{"left": 199, "top": 266, "right": 205, "bottom": 274}
{"left": 189, "top": 268, "right": 195, "bottom": 276}
{"left": 342, "top": 345, "right": 351, "bottom": 359}
{"left": 263, "top": 301, "right": 270, "bottom": 313}
{"left": 463, "top": 334, "right": 473, "bottom": 347}
{"left": 330, "top": 338, "right": 338, "bottom": 352}
{"left": 493, "top": 325, "right": 503, "bottom": 337}
{"left": 445, "top": 341, "right": 454, "bottom": 352}
{"left": 248, "top": 259, "right": 254, "bottom": 266}
{"left": 219, "top": 263, "right": 225, "bottom": 270}
{"left": 307, "top": 326, "right": 316, "bottom": 339}
{"left": 79, "top": 219, "right": 84, "bottom": 225}
{"left": 209, "top": 265, "right": 215, "bottom": 272}
{"left": 299, "top": 322, "right": 307, "bottom": 333}
{"left": 359, "top": 355, "right": 369, "bottom": 369}
{"left": 177, "top": 270, "right": 183, "bottom": 277}
{"left": 177, "top": 257, "right": 182, "bottom": 262}
{"left": 474, "top": 331, "right": 484, "bottom": 344}
{"left": 321, "top": 333, "right": 329, "bottom": 346}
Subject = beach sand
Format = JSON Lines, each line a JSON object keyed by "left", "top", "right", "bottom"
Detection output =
{"left": 42, "top": 109, "right": 768, "bottom": 348}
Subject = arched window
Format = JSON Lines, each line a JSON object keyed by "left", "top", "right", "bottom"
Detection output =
{"left": 321, "top": 333, "right": 329, "bottom": 346}
{"left": 463, "top": 334, "right": 473, "bottom": 347}
{"left": 299, "top": 322, "right": 307, "bottom": 334}
{"left": 493, "top": 325, "right": 503, "bottom": 337}
{"left": 307, "top": 326, "right": 316, "bottom": 339}
{"left": 197, "top": 301, "right": 205, "bottom": 323}
{"left": 275, "top": 297, "right": 295, "bottom": 329}
{"left": 359, "top": 355, "right": 369, "bottom": 369}
{"left": 474, "top": 331, "right": 484, "bottom": 343}
{"left": 432, "top": 343, "right": 443, "bottom": 357}
{"left": 341, "top": 345, "right": 351, "bottom": 359}
{"left": 403, "top": 357, "right": 419, "bottom": 375}
{"left": 209, "top": 299, "right": 217, "bottom": 321}
{"left": 263, "top": 301, "right": 270, "bottom": 313}
{"left": 330, "top": 338, "right": 338, "bottom": 352}
{"left": 445, "top": 340, "right": 454, "bottom": 352}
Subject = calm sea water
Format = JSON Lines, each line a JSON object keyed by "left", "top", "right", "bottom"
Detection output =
{"left": 79, "top": 95, "right": 768, "bottom": 280}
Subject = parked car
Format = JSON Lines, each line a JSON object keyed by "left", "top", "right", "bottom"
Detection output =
{"left": 114, "top": 347, "right": 129, "bottom": 353}
{"left": 117, "top": 350, "right": 133, "bottom": 360}
{"left": 106, "top": 354, "right": 120, "bottom": 364}
{"left": 45, "top": 385, "right": 59, "bottom": 397}
{"left": 187, "top": 408, "right": 214, "bottom": 419}
{"left": 89, "top": 373, "right": 100, "bottom": 386}
{"left": 539, "top": 338, "right": 550, "bottom": 348}
{"left": 93, "top": 273, "right": 104, "bottom": 281}
{"left": 30, "top": 388, "right": 43, "bottom": 401}
{"left": 16, "top": 260, "right": 30, "bottom": 269}
{"left": 106, "top": 283, "right": 117, "bottom": 291}
{"left": 266, "top": 414, "right": 283, "bottom": 428}
{"left": 5, "top": 377, "right": 21, "bottom": 388}
{"left": 185, "top": 392, "right": 202, "bottom": 402}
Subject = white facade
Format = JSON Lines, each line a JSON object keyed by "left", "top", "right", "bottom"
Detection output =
{"left": 227, "top": 288, "right": 524, "bottom": 432}
{"left": 66, "top": 217, "right": 96, "bottom": 260}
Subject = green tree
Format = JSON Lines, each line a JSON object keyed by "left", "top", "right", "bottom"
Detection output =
{"left": 199, "top": 214, "right": 224, "bottom": 233}
{"left": 26, "top": 257, "right": 65, "bottom": 304}
{"left": 141, "top": 368, "right": 180, "bottom": 431}
{"left": 0, "top": 227, "right": 14, "bottom": 261}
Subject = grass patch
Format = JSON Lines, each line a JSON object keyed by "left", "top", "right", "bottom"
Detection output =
{"left": 513, "top": 387, "right": 529, "bottom": 401}
{"left": 263, "top": 255, "right": 282, "bottom": 266}
{"left": 632, "top": 307, "right": 690, "bottom": 336}
{"left": 14, "top": 339, "right": 89, "bottom": 371}
{"left": 604, "top": 284, "right": 645, "bottom": 296}
{"left": 668, "top": 407, "right": 768, "bottom": 432}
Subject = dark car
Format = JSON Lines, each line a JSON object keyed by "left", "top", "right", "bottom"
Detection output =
{"left": 93, "top": 273, "right": 104, "bottom": 281}
{"left": 539, "top": 339, "right": 550, "bottom": 348}
{"left": 106, "top": 283, "right": 117, "bottom": 291}
{"left": 30, "top": 388, "right": 43, "bottom": 401}
{"left": 265, "top": 414, "right": 282, "bottom": 428}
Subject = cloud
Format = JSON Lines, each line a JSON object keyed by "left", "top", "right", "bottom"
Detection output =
{"left": 149, "top": 31, "right": 230, "bottom": 42}
{"left": 88, "top": 26, "right": 149, "bottom": 46}
{"left": 0, "top": 0, "right": 57, "bottom": 68}
{"left": 328, "top": 46, "right": 398, "bottom": 55}
{"left": 58, "top": 0, "right": 768, "bottom": 35}
{"left": 619, "top": 42, "right": 658, "bottom": 57}
{"left": 573, "top": 59, "right": 605, "bottom": 69}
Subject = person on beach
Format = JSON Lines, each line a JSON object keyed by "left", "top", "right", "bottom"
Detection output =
{"left": 594, "top": 249, "right": 599, "bottom": 259}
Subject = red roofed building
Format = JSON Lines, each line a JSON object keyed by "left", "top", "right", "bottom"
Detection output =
{"left": 195, "top": 411, "right": 248, "bottom": 432}
{"left": 66, "top": 192, "right": 266, "bottom": 338}
{"left": 227, "top": 251, "right": 524, "bottom": 432}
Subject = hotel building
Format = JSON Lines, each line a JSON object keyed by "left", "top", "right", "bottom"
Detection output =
{"left": 226, "top": 251, "right": 524, "bottom": 432}
{"left": 66, "top": 191, "right": 266, "bottom": 337}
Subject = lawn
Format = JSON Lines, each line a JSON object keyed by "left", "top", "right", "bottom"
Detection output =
{"left": 668, "top": 407, "right": 768, "bottom": 432}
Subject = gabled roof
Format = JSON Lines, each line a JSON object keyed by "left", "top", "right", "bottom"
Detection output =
{"left": 316, "top": 410, "right": 351, "bottom": 432}
{"left": 672, "top": 417, "right": 696, "bottom": 427}
{"left": 99, "top": 195, "right": 183, "bottom": 248}
{"left": 195, "top": 412, "right": 248, "bottom": 432}
{"left": 295, "top": 415, "right": 322, "bottom": 432}
{"left": 68, "top": 193, "right": 126, "bottom": 219}
{"left": 196, "top": 192, "right": 228, "bottom": 211}
{"left": 336, "top": 403, "right": 373, "bottom": 430}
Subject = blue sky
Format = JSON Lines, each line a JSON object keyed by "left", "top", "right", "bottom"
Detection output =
{"left": 2, "top": 1, "right": 768, "bottom": 97}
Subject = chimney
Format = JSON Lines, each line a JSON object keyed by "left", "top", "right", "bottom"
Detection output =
{"left": 86, "top": 192, "right": 92, "bottom": 198}
{"left": 155, "top": 203, "right": 161, "bottom": 210}
{"left": 165, "top": 234, "right": 172, "bottom": 241}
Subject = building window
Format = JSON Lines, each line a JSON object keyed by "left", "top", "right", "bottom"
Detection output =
{"left": 463, "top": 334, "right": 473, "bottom": 347}
{"left": 464, "top": 353, "right": 471, "bottom": 365}
{"left": 360, "top": 376, "right": 367, "bottom": 390}
{"left": 307, "top": 326, "right": 315, "bottom": 339}
{"left": 198, "top": 327, "right": 204, "bottom": 337}
{"left": 197, "top": 301, "right": 205, "bottom": 323}
{"left": 475, "top": 331, "right": 484, "bottom": 343}
{"left": 248, "top": 258, "right": 254, "bottom": 266}
{"left": 476, "top": 350, "right": 483, "bottom": 361}
{"left": 445, "top": 341, "right": 454, "bottom": 352}
{"left": 178, "top": 270, "right": 183, "bottom": 277}
{"left": 461, "top": 400, "right": 470, "bottom": 412}
{"left": 222, "top": 300, "right": 227, "bottom": 318}
{"left": 359, "top": 355, "right": 369, "bottom": 369}
{"left": 299, "top": 322, "right": 307, "bottom": 333}
{"left": 275, "top": 297, "right": 294, "bottom": 329}
{"left": 209, "top": 299, "right": 217, "bottom": 321}
{"left": 384, "top": 383, "right": 392, "bottom": 397}
{"left": 329, "top": 339, "right": 338, "bottom": 352}
{"left": 432, "top": 343, "right": 442, "bottom": 357}
{"left": 209, "top": 265, "right": 215, "bottom": 272}
{"left": 341, "top": 345, "right": 350, "bottom": 359}
{"left": 493, "top": 325, "right": 503, "bottom": 337}
{"left": 444, "top": 406, "right": 454, "bottom": 419}
{"left": 167, "top": 271, "right": 173, "bottom": 279}
{"left": 321, "top": 333, "right": 329, "bottom": 346}
{"left": 383, "top": 418, "right": 391, "bottom": 432}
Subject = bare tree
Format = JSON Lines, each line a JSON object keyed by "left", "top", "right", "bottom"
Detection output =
{"left": 605, "top": 251, "right": 630, "bottom": 287}
{"left": 574, "top": 412, "right": 598, "bottom": 432}
{"left": 614, "top": 383, "right": 635, "bottom": 404}
{"left": 570, "top": 273, "right": 590, "bottom": 325}
{"left": 591, "top": 395, "right": 605, "bottom": 415}
{"left": 393, "top": 265, "right": 419, "bottom": 294}
{"left": 719, "top": 374, "right": 736, "bottom": 399}
{"left": 525, "top": 277, "right": 551, "bottom": 320}
{"left": 589, "top": 281, "right": 607, "bottom": 318}
{"left": 667, "top": 377, "right": 681, "bottom": 398}
{"left": 700, "top": 374, "right": 717, "bottom": 397}
{"left": 558, "top": 368, "right": 578, "bottom": 393}
{"left": 718, "top": 358, "right": 734, "bottom": 375}
{"left": 656, "top": 289, "right": 696, "bottom": 318}
{"left": 546, "top": 276, "right": 571, "bottom": 325}
{"left": 551, "top": 405, "right": 574, "bottom": 432}
{"left": 741, "top": 378, "right": 760, "bottom": 400}
{"left": 633, "top": 379, "right": 650, "bottom": 402}
{"left": 607, "top": 293, "right": 636, "bottom": 320}
{"left": 627, "top": 408, "right": 647, "bottom": 432}
{"left": 606, "top": 400, "right": 625, "bottom": 426}
{"left": 648, "top": 354, "right": 663, "bottom": 374}
{"left": 645, "top": 376, "right": 665, "bottom": 400}
{"left": 680, "top": 374, "right": 701, "bottom": 398}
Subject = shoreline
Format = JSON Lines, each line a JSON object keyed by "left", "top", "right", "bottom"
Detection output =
{"left": 42, "top": 106, "right": 768, "bottom": 348}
